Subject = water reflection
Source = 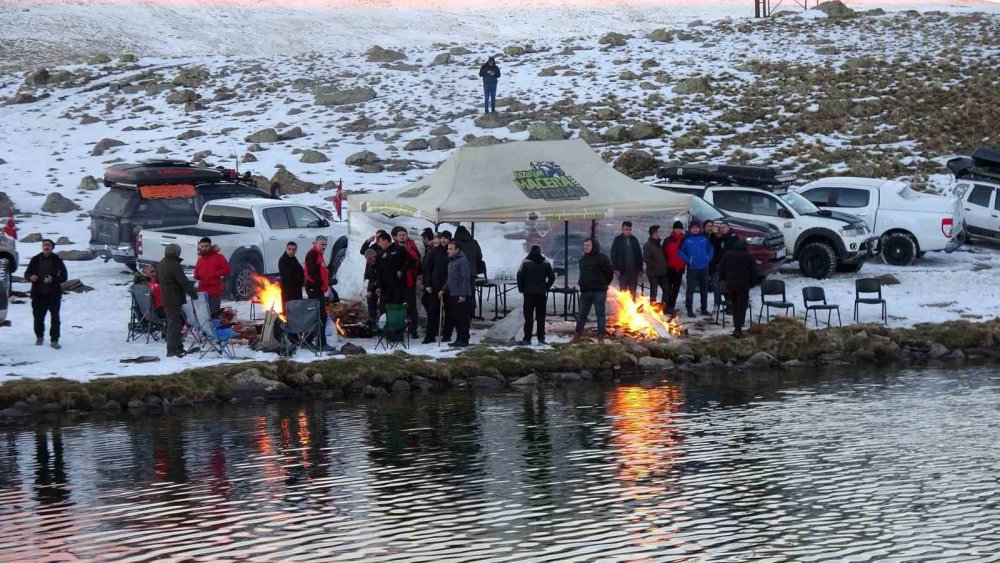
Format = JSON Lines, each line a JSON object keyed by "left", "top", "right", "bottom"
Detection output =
{"left": 0, "top": 368, "right": 998, "bottom": 560}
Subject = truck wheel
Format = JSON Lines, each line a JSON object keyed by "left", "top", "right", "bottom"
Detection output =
{"left": 798, "top": 242, "right": 837, "bottom": 279}
{"left": 330, "top": 247, "right": 347, "bottom": 278}
{"left": 231, "top": 258, "right": 261, "bottom": 301}
{"left": 881, "top": 233, "right": 917, "bottom": 266}
{"left": 0, "top": 257, "right": 9, "bottom": 325}
{"left": 836, "top": 261, "right": 865, "bottom": 273}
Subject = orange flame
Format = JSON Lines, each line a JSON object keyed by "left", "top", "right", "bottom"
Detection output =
{"left": 335, "top": 318, "right": 346, "bottom": 336}
{"left": 253, "top": 274, "right": 286, "bottom": 322}
{"left": 608, "top": 289, "right": 683, "bottom": 339}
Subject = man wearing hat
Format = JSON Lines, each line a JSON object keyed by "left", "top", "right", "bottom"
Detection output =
{"left": 157, "top": 243, "right": 199, "bottom": 357}
{"left": 516, "top": 245, "right": 556, "bottom": 345}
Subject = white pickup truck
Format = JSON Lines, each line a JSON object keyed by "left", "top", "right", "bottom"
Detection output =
{"left": 794, "top": 178, "right": 961, "bottom": 265}
{"left": 137, "top": 198, "right": 347, "bottom": 300}
{"left": 0, "top": 231, "right": 18, "bottom": 325}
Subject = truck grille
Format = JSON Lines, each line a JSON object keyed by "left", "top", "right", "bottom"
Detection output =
{"left": 764, "top": 233, "right": 785, "bottom": 251}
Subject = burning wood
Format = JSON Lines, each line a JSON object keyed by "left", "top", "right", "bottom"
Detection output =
{"left": 252, "top": 274, "right": 285, "bottom": 322}
{"left": 608, "top": 290, "right": 684, "bottom": 339}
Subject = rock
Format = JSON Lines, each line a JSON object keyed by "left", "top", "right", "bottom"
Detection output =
{"left": 742, "top": 351, "right": 778, "bottom": 369}
{"left": 783, "top": 359, "right": 807, "bottom": 368}
{"left": 504, "top": 45, "right": 526, "bottom": 56}
{"left": 57, "top": 250, "right": 95, "bottom": 261}
{"left": 853, "top": 349, "right": 877, "bottom": 362}
{"left": 390, "top": 379, "right": 411, "bottom": 395}
{"left": 79, "top": 115, "right": 101, "bottom": 125}
{"left": 55, "top": 236, "right": 72, "bottom": 245}
{"left": 578, "top": 126, "right": 602, "bottom": 145}
{"left": 511, "top": 373, "right": 539, "bottom": 386}
{"left": 280, "top": 126, "right": 306, "bottom": 140}
{"left": 430, "top": 124, "right": 456, "bottom": 136}
{"left": 78, "top": 175, "right": 100, "bottom": 191}
{"left": 144, "top": 395, "right": 163, "bottom": 409}
{"left": 599, "top": 32, "right": 628, "bottom": 46}
{"left": 428, "top": 135, "right": 455, "bottom": 150}
{"left": 466, "top": 135, "right": 504, "bottom": 147}
{"left": 638, "top": 356, "right": 676, "bottom": 370}
{"left": 91, "top": 138, "right": 125, "bottom": 156}
{"left": 527, "top": 122, "right": 567, "bottom": 141}
{"left": 876, "top": 274, "right": 900, "bottom": 285}
{"left": 646, "top": 28, "right": 673, "bottom": 42}
{"left": 165, "top": 89, "right": 197, "bottom": 105}
{"left": 119, "top": 53, "right": 138, "bottom": 63}
{"left": 431, "top": 52, "right": 451, "bottom": 65}
{"left": 362, "top": 384, "right": 389, "bottom": 398}
{"left": 404, "top": 138, "right": 429, "bottom": 151}
{"left": 345, "top": 150, "right": 381, "bottom": 166}
{"left": 42, "top": 192, "right": 81, "bottom": 213}
{"left": 673, "top": 76, "right": 713, "bottom": 95}
{"left": 359, "top": 163, "right": 385, "bottom": 173}
{"left": 127, "top": 399, "right": 144, "bottom": 410}
{"left": 641, "top": 59, "right": 660, "bottom": 69}
{"left": 449, "top": 46, "right": 472, "bottom": 55}
{"left": 340, "top": 342, "right": 367, "bottom": 355}
{"left": 103, "top": 400, "right": 122, "bottom": 412}
{"left": 604, "top": 125, "right": 629, "bottom": 142}
{"left": 815, "top": 0, "right": 855, "bottom": 18}
{"left": 538, "top": 65, "right": 566, "bottom": 77}
{"left": 314, "top": 86, "right": 377, "bottom": 106}
{"left": 299, "top": 149, "right": 329, "bottom": 163}
{"left": 89, "top": 54, "right": 112, "bottom": 64}
{"left": 173, "top": 66, "right": 209, "bottom": 87}
{"left": 410, "top": 375, "right": 435, "bottom": 391}
{"left": 270, "top": 168, "right": 321, "bottom": 195}
{"left": 928, "top": 342, "right": 950, "bottom": 359}
{"left": 245, "top": 128, "right": 280, "bottom": 143}
{"left": 171, "top": 396, "right": 193, "bottom": 407}
{"left": 191, "top": 149, "right": 213, "bottom": 162}
{"left": 177, "top": 129, "right": 206, "bottom": 140}
{"left": 366, "top": 45, "right": 406, "bottom": 62}
{"left": 816, "top": 46, "right": 841, "bottom": 55}
{"left": 20, "top": 233, "right": 42, "bottom": 243}
{"left": 618, "top": 70, "right": 639, "bottom": 80}
{"left": 474, "top": 112, "right": 512, "bottom": 128}
{"left": 242, "top": 152, "right": 258, "bottom": 163}
{"left": 949, "top": 349, "right": 966, "bottom": 361}
{"left": 222, "top": 368, "right": 294, "bottom": 400}
{"left": 469, "top": 375, "right": 503, "bottom": 389}
{"left": 5, "top": 92, "right": 39, "bottom": 105}
{"left": 613, "top": 150, "right": 661, "bottom": 179}
{"left": 627, "top": 122, "right": 663, "bottom": 141}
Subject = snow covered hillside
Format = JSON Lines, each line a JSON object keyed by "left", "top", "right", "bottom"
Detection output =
{"left": 0, "top": 4, "right": 999, "bottom": 379}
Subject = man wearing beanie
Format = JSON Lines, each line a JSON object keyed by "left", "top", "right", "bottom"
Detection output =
{"left": 516, "top": 245, "right": 556, "bottom": 345}
{"left": 157, "top": 243, "right": 199, "bottom": 357}
{"left": 642, "top": 225, "right": 668, "bottom": 307}
{"left": 662, "top": 221, "right": 687, "bottom": 315}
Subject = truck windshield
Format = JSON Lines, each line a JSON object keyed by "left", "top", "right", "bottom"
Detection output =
{"left": 691, "top": 197, "right": 727, "bottom": 221}
{"left": 779, "top": 192, "right": 821, "bottom": 215}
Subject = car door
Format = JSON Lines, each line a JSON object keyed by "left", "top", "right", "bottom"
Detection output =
{"left": 712, "top": 189, "right": 797, "bottom": 251}
{"left": 287, "top": 205, "right": 333, "bottom": 263}
{"left": 261, "top": 207, "right": 294, "bottom": 273}
{"left": 826, "top": 188, "right": 874, "bottom": 230}
{"left": 962, "top": 184, "right": 997, "bottom": 240}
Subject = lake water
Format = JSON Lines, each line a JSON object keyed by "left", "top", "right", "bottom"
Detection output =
{"left": 2, "top": 367, "right": 999, "bottom": 561}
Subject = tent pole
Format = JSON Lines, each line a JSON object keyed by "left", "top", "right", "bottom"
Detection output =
{"left": 590, "top": 219, "right": 596, "bottom": 238}
{"left": 564, "top": 220, "right": 569, "bottom": 321}
{"left": 471, "top": 222, "right": 475, "bottom": 238}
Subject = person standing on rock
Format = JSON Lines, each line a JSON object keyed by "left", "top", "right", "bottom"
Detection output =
{"left": 610, "top": 221, "right": 643, "bottom": 299}
{"left": 663, "top": 221, "right": 686, "bottom": 316}
{"left": 157, "top": 243, "right": 198, "bottom": 358}
{"left": 392, "top": 227, "right": 422, "bottom": 339}
{"left": 678, "top": 221, "right": 714, "bottom": 317}
{"left": 718, "top": 238, "right": 757, "bottom": 338}
{"left": 516, "top": 245, "right": 556, "bottom": 345}
{"left": 25, "top": 239, "right": 68, "bottom": 349}
{"left": 194, "top": 237, "right": 230, "bottom": 316}
{"left": 479, "top": 56, "right": 500, "bottom": 114}
{"left": 441, "top": 241, "right": 472, "bottom": 348}
{"left": 421, "top": 230, "right": 449, "bottom": 344}
{"left": 642, "top": 225, "right": 668, "bottom": 307}
{"left": 278, "top": 241, "right": 304, "bottom": 310}
{"left": 572, "top": 238, "right": 614, "bottom": 344}
{"left": 304, "top": 235, "right": 335, "bottom": 352}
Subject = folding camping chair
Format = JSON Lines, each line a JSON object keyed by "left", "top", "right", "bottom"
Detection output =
{"left": 126, "top": 285, "right": 166, "bottom": 343}
{"left": 190, "top": 294, "right": 237, "bottom": 359}
{"left": 373, "top": 303, "right": 408, "bottom": 351}
{"left": 181, "top": 300, "right": 208, "bottom": 352}
{"left": 282, "top": 299, "right": 324, "bottom": 357}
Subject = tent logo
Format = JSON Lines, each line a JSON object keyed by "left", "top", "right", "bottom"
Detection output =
{"left": 398, "top": 185, "right": 430, "bottom": 198}
{"left": 514, "top": 162, "right": 589, "bottom": 201}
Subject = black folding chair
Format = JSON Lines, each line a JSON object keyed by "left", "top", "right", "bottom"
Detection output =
{"left": 758, "top": 279, "right": 796, "bottom": 323}
{"left": 126, "top": 285, "right": 165, "bottom": 343}
{"left": 283, "top": 299, "right": 324, "bottom": 357}
{"left": 854, "top": 278, "right": 887, "bottom": 325}
{"left": 715, "top": 296, "right": 754, "bottom": 329}
{"left": 802, "top": 286, "right": 841, "bottom": 327}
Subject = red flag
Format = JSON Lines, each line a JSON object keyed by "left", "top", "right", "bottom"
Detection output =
{"left": 333, "top": 179, "right": 343, "bottom": 221}
{"left": 2, "top": 207, "right": 14, "bottom": 239}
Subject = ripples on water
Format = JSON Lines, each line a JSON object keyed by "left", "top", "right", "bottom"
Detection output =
{"left": 1, "top": 368, "right": 999, "bottom": 561}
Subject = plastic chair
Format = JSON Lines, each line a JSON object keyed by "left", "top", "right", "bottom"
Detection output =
{"left": 373, "top": 303, "right": 408, "bottom": 351}
{"left": 802, "top": 287, "right": 841, "bottom": 327}
{"left": 758, "top": 280, "right": 796, "bottom": 323}
{"left": 854, "top": 278, "right": 887, "bottom": 325}
{"left": 715, "top": 296, "right": 754, "bottom": 329}
{"left": 127, "top": 285, "right": 165, "bottom": 343}
{"left": 282, "top": 299, "right": 323, "bottom": 357}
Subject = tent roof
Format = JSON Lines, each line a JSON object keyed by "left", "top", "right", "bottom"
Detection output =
{"left": 346, "top": 138, "right": 691, "bottom": 223}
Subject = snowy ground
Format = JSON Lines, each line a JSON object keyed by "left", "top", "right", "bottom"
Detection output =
{"left": 1, "top": 2, "right": 999, "bottom": 380}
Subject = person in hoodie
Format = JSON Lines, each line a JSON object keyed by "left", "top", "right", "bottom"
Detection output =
{"left": 278, "top": 241, "right": 304, "bottom": 309}
{"left": 304, "top": 236, "right": 335, "bottom": 351}
{"left": 573, "top": 238, "right": 614, "bottom": 344}
{"left": 662, "top": 221, "right": 687, "bottom": 316}
{"left": 421, "top": 230, "right": 450, "bottom": 344}
{"left": 610, "top": 221, "right": 643, "bottom": 298}
{"left": 453, "top": 225, "right": 482, "bottom": 315}
{"left": 642, "top": 225, "right": 668, "bottom": 306}
{"left": 478, "top": 56, "right": 501, "bottom": 113}
{"left": 193, "top": 237, "right": 231, "bottom": 316}
{"left": 156, "top": 243, "right": 198, "bottom": 358}
{"left": 363, "top": 248, "right": 379, "bottom": 327}
{"left": 25, "top": 239, "right": 68, "bottom": 349}
{"left": 709, "top": 220, "right": 737, "bottom": 310}
{"left": 678, "top": 221, "right": 714, "bottom": 317}
{"left": 392, "top": 226, "right": 422, "bottom": 339}
{"left": 440, "top": 241, "right": 472, "bottom": 347}
{"left": 516, "top": 245, "right": 556, "bottom": 345}
{"left": 718, "top": 238, "right": 758, "bottom": 338}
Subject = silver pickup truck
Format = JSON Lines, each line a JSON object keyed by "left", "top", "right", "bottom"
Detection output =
{"left": 0, "top": 231, "right": 19, "bottom": 325}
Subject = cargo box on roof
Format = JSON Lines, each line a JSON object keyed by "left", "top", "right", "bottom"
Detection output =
{"left": 656, "top": 164, "right": 796, "bottom": 190}
{"left": 103, "top": 159, "right": 228, "bottom": 188}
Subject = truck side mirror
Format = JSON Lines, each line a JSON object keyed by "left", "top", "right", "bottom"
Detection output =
{"left": 778, "top": 208, "right": 793, "bottom": 219}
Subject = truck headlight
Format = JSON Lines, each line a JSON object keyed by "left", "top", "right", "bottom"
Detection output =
{"left": 840, "top": 226, "right": 865, "bottom": 237}
{"left": 745, "top": 236, "right": 764, "bottom": 245}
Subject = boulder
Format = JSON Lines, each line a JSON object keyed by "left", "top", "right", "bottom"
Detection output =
{"left": 102, "top": 400, "right": 122, "bottom": 412}
{"left": 815, "top": 0, "right": 855, "bottom": 18}
{"left": 465, "top": 135, "right": 504, "bottom": 147}
{"left": 20, "top": 233, "right": 42, "bottom": 243}
{"left": 173, "top": 66, "right": 209, "bottom": 87}
{"left": 245, "top": 128, "right": 280, "bottom": 143}
{"left": 280, "top": 126, "right": 306, "bottom": 141}
{"left": 91, "top": 138, "right": 125, "bottom": 156}
{"left": 474, "top": 112, "right": 512, "bottom": 128}
{"left": 314, "top": 87, "right": 377, "bottom": 106}
{"left": 646, "top": 28, "right": 673, "bottom": 42}
{"left": 403, "top": 138, "right": 429, "bottom": 151}
{"left": 345, "top": 150, "right": 381, "bottom": 166}
{"left": 928, "top": 342, "right": 950, "bottom": 359}
{"left": 604, "top": 125, "right": 629, "bottom": 142}
{"left": 511, "top": 373, "right": 539, "bottom": 386}
{"left": 430, "top": 124, "right": 456, "bottom": 136}
{"left": 673, "top": 76, "right": 713, "bottom": 95}
{"left": 613, "top": 150, "right": 661, "bottom": 179}
{"left": 340, "top": 342, "right": 367, "bottom": 355}
{"left": 222, "top": 368, "right": 294, "bottom": 400}
{"left": 89, "top": 54, "right": 112, "bottom": 64}
{"left": 391, "top": 379, "right": 412, "bottom": 395}
{"left": 5, "top": 92, "right": 39, "bottom": 105}
{"left": 877, "top": 274, "right": 900, "bottom": 285}
{"left": 366, "top": 45, "right": 406, "bottom": 62}
{"left": 431, "top": 52, "right": 451, "bottom": 65}
{"left": 171, "top": 396, "right": 194, "bottom": 407}
{"left": 55, "top": 236, "right": 72, "bottom": 245}
{"left": 42, "top": 192, "right": 81, "bottom": 213}
{"left": 741, "top": 351, "right": 778, "bottom": 369}
{"left": 578, "top": 126, "right": 602, "bottom": 145}
{"left": 78, "top": 175, "right": 100, "bottom": 191}
{"left": 119, "top": 53, "right": 138, "bottom": 63}
{"left": 165, "top": 89, "right": 197, "bottom": 105}
{"left": 449, "top": 46, "right": 472, "bottom": 55}
{"left": 242, "top": 152, "right": 258, "bottom": 163}
{"left": 638, "top": 356, "right": 676, "bottom": 371}
{"left": 299, "top": 150, "right": 329, "bottom": 163}
{"left": 57, "top": 250, "right": 95, "bottom": 261}
{"left": 469, "top": 375, "right": 504, "bottom": 389}
{"left": 270, "top": 168, "right": 321, "bottom": 194}
{"left": 504, "top": 45, "right": 526, "bottom": 56}
{"left": 359, "top": 163, "right": 385, "bottom": 173}
{"left": 627, "top": 122, "right": 663, "bottom": 141}
{"left": 618, "top": 70, "right": 639, "bottom": 80}
{"left": 177, "top": 129, "right": 206, "bottom": 140}
{"left": 527, "top": 122, "right": 567, "bottom": 141}
{"left": 362, "top": 384, "right": 389, "bottom": 399}
{"left": 599, "top": 32, "right": 628, "bottom": 46}
{"left": 428, "top": 135, "right": 455, "bottom": 150}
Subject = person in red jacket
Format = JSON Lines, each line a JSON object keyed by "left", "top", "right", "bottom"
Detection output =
{"left": 304, "top": 236, "right": 335, "bottom": 351}
{"left": 391, "top": 226, "right": 422, "bottom": 339}
{"left": 194, "top": 237, "right": 231, "bottom": 316}
{"left": 662, "top": 221, "right": 687, "bottom": 316}
{"left": 143, "top": 265, "right": 165, "bottom": 318}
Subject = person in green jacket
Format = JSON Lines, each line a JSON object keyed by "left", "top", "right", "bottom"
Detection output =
{"left": 156, "top": 243, "right": 198, "bottom": 357}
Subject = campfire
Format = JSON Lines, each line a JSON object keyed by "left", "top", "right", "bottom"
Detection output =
{"left": 608, "top": 290, "right": 684, "bottom": 339}
{"left": 253, "top": 274, "right": 285, "bottom": 321}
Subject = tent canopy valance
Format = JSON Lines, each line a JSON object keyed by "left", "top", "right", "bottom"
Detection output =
{"left": 346, "top": 138, "right": 692, "bottom": 224}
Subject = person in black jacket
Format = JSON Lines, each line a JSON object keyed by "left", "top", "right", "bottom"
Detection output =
{"left": 24, "top": 239, "right": 68, "bottom": 349}
{"left": 277, "top": 241, "right": 304, "bottom": 309}
{"left": 516, "top": 245, "right": 556, "bottom": 345}
{"left": 479, "top": 56, "right": 500, "bottom": 113}
{"left": 421, "top": 231, "right": 450, "bottom": 344}
{"left": 453, "top": 225, "right": 482, "bottom": 315}
{"left": 610, "top": 221, "right": 643, "bottom": 299}
{"left": 573, "top": 238, "right": 614, "bottom": 344}
{"left": 710, "top": 221, "right": 737, "bottom": 310}
{"left": 718, "top": 238, "right": 758, "bottom": 338}
{"left": 375, "top": 232, "right": 413, "bottom": 307}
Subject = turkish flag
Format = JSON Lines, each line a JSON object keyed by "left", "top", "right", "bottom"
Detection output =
{"left": 2, "top": 207, "right": 14, "bottom": 239}
{"left": 333, "top": 179, "right": 343, "bottom": 221}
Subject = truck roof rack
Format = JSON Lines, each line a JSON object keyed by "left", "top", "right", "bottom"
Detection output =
{"left": 656, "top": 164, "right": 796, "bottom": 190}
{"left": 104, "top": 161, "right": 229, "bottom": 188}
{"left": 947, "top": 148, "right": 1000, "bottom": 183}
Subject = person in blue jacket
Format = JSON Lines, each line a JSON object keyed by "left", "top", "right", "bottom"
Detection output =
{"left": 479, "top": 57, "right": 500, "bottom": 113}
{"left": 678, "top": 221, "right": 714, "bottom": 317}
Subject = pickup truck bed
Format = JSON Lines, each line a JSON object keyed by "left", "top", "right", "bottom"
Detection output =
{"left": 152, "top": 227, "right": 233, "bottom": 238}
